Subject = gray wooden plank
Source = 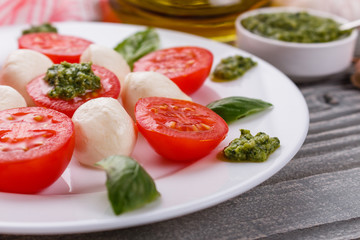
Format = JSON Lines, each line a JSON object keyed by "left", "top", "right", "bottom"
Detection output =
{"left": 265, "top": 147, "right": 360, "bottom": 185}
{"left": 262, "top": 218, "right": 360, "bottom": 240}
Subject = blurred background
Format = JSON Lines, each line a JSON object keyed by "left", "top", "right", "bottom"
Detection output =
{"left": 0, "top": 0, "right": 360, "bottom": 43}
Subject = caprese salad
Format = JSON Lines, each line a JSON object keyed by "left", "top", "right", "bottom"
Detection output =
{"left": 0, "top": 24, "right": 276, "bottom": 215}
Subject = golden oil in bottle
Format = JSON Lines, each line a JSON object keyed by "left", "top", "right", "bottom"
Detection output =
{"left": 109, "top": 0, "right": 270, "bottom": 43}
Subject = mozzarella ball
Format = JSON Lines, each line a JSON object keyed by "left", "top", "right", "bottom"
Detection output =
{"left": 0, "top": 85, "right": 27, "bottom": 111}
{"left": 0, "top": 49, "right": 53, "bottom": 106}
{"left": 80, "top": 44, "right": 130, "bottom": 94}
{"left": 122, "top": 71, "right": 192, "bottom": 118}
{"left": 72, "top": 97, "right": 137, "bottom": 167}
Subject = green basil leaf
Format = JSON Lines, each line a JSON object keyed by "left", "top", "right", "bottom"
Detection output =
{"left": 22, "top": 23, "right": 57, "bottom": 35}
{"left": 96, "top": 155, "right": 160, "bottom": 215}
{"left": 207, "top": 96, "right": 273, "bottom": 123}
{"left": 114, "top": 28, "right": 159, "bottom": 69}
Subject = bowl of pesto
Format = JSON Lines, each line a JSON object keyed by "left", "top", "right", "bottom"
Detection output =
{"left": 235, "top": 7, "right": 358, "bottom": 82}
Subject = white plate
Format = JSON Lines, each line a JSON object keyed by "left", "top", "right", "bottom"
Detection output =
{"left": 0, "top": 22, "right": 309, "bottom": 234}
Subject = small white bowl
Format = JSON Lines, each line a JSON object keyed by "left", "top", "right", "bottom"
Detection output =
{"left": 235, "top": 7, "right": 359, "bottom": 82}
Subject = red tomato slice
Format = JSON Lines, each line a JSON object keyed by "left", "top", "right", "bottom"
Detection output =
{"left": 133, "top": 46, "right": 213, "bottom": 94}
{"left": 0, "top": 107, "right": 75, "bottom": 194}
{"left": 18, "top": 33, "right": 92, "bottom": 63}
{"left": 26, "top": 64, "right": 120, "bottom": 117}
{"left": 135, "top": 97, "right": 228, "bottom": 162}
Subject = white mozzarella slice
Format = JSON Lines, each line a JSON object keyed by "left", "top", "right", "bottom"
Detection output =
{"left": 0, "top": 49, "right": 53, "bottom": 106}
{"left": 72, "top": 97, "right": 137, "bottom": 167}
{"left": 0, "top": 85, "right": 27, "bottom": 111}
{"left": 80, "top": 44, "right": 130, "bottom": 95}
{"left": 121, "top": 71, "right": 192, "bottom": 119}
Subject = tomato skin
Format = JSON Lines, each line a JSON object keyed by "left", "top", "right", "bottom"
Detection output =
{"left": 133, "top": 46, "right": 213, "bottom": 94}
{"left": 0, "top": 107, "right": 75, "bottom": 194}
{"left": 26, "top": 64, "right": 120, "bottom": 117}
{"left": 18, "top": 33, "right": 92, "bottom": 63}
{"left": 135, "top": 97, "right": 228, "bottom": 161}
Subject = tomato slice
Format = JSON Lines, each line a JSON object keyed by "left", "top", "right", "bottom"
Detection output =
{"left": 135, "top": 97, "right": 228, "bottom": 161}
{"left": 18, "top": 33, "right": 92, "bottom": 63}
{"left": 0, "top": 107, "right": 75, "bottom": 194}
{"left": 133, "top": 46, "right": 213, "bottom": 95}
{"left": 26, "top": 64, "right": 121, "bottom": 117}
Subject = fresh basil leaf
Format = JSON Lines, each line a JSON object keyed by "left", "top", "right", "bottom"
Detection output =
{"left": 22, "top": 23, "right": 57, "bottom": 35}
{"left": 96, "top": 155, "right": 160, "bottom": 215}
{"left": 114, "top": 28, "right": 159, "bottom": 69}
{"left": 207, "top": 96, "right": 273, "bottom": 123}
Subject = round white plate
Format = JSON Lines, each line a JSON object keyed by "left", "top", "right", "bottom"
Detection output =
{"left": 0, "top": 22, "right": 309, "bottom": 234}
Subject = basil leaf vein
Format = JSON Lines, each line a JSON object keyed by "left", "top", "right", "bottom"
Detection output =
{"left": 207, "top": 96, "right": 273, "bottom": 123}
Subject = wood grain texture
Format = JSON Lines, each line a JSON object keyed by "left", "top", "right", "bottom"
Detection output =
{"left": 2, "top": 72, "right": 360, "bottom": 240}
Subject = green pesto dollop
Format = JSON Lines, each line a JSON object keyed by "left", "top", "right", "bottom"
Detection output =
{"left": 223, "top": 129, "right": 280, "bottom": 162}
{"left": 212, "top": 55, "right": 257, "bottom": 81}
{"left": 241, "top": 12, "right": 351, "bottom": 43}
{"left": 44, "top": 62, "right": 101, "bottom": 100}
{"left": 22, "top": 23, "right": 57, "bottom": 35}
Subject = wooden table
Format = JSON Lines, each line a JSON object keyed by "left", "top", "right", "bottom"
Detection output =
{"left": 2, "top": 56, "right": 360, "bottom": 240}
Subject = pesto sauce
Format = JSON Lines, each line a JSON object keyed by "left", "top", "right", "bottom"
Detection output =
{"left": 44, "top": 62, "right": 101, "bottom": 100}
{"left": 22, "top": 23, "right": 58, "bottom": 35}
{"left": 212, "top": 55, "right": 257, "bottom": 81}
{"left": 241, "top": 12, "right": 351, "bottom": 43}
{"left": 223, "top": 129, "right": 280, "bottom": 162}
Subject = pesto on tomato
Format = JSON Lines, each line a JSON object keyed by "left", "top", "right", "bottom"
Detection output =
{"left": 44, "top": 62, "right": 101, "bottom": 100}
{"left": 27, "top": 64, "right": 120, "bottom": 117}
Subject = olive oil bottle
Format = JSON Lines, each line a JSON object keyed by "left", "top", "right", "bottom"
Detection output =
{"left": 109, "top": 0, "right": 270, "bottom": 43}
